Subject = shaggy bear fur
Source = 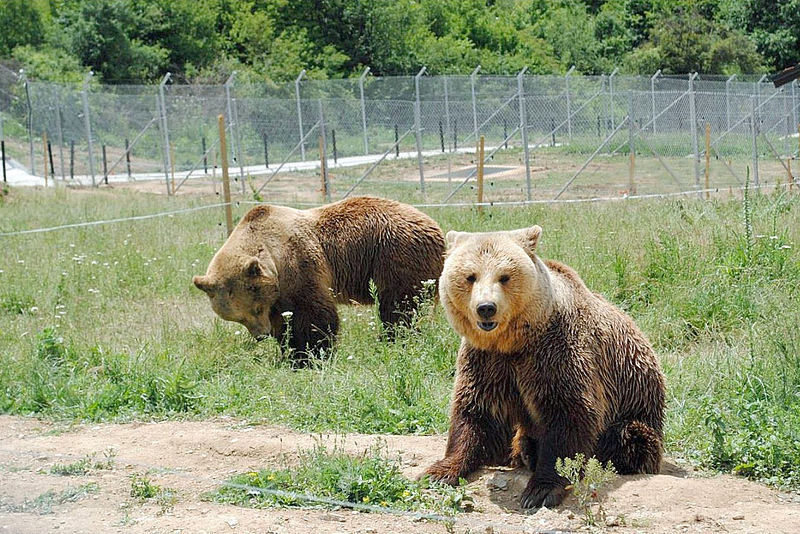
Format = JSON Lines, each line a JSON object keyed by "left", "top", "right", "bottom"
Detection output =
{"left": 193, "top": 196, "right": 445, "bottom": 363}
{"left": 423, "top": 226, "right": 665, "bottom": 509}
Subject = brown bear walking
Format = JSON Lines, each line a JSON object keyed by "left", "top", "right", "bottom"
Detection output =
{"left": 193, "top": 196, "right": 445, "bottom": 363}
{"left": 424, "top": 225, "right": 665, "bottom": 509}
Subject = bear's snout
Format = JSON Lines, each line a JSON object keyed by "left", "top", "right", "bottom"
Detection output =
{"left": 476, "top": 301, "right": 498, "bottom": 331}
{"left": 476, "top": 301, "right": 497, "bottom": 320}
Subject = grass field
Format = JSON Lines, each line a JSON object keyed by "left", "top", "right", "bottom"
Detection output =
{"left": 1, "top": 183, "right": 799, "bottom": 491}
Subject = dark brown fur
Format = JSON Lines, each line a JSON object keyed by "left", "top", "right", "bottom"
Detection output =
{"left": 194, "top": 196, "right": 445, "bottom": 363}
{"left": 424, "top": 228, "right": 665, "bottom": 509}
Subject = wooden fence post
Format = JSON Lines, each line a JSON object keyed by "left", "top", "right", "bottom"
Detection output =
{"left": 319, "top": 136, "right": 328, "bottom": 201}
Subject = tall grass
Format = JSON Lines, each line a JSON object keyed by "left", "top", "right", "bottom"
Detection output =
{"left": 1, "top": 186, "right": 799, "bottom": 488}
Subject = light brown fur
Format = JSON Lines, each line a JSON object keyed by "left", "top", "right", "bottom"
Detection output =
{"left": 424, "top": 226, "right": 665, "bottom": 509}
{"left": 193, "top": 196, "right": 445, "bottom": 363}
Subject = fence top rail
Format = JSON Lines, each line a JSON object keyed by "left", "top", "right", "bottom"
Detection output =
{"left": 13, "top": 72, "right": 795, "bottom": 100}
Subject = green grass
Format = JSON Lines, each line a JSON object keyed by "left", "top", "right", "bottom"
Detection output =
{"left": 208, "top": 441, "right": 470, "bottom": 516}
{"left": 1, "top": 185, "right": 799, "bottom": 491}
{"left": 49, "top": 450, "right": 116, "bottom": 476}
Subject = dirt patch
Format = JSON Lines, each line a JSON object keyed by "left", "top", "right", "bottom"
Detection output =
{"left": 1, "top": 415, "right": 799, "bottom": 533}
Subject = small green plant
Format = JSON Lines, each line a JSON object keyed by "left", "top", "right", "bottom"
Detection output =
{"left": 49, "top": 449, "right": 116, "bottom": 476}
{"left": 555, "top": 453, "right": 617, "bottom": 526}
{"left": 743, "top": 167, "right": 753, "bottom": 264}
{"left": 16, "top": 483, "right": 99, "bottom": 515}
{"left": 130, "top": 473, "right": 177, "bottom": 514}
{"left": 35, "top": 327, "right": 67, "bottom": 364}
{"left": 209, "top": 441, "right": 470, "bottom": 516}
{"left": 130, "top": 473, "right": 160, "bottom": 500}
{"left": 0, "top": 292, "right": 35, "bottom": 315}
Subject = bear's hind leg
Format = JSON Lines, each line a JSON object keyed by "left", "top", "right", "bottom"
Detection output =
{"left": 509, "top": 427, "right": 537, "bottom": 469}
{"left": 596, "top": 420, "right": 662, "bottom": 475}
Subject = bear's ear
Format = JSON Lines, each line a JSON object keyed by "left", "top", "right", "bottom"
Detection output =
{"left": 244, "top": 256, "right": 266, "bottom": 278}
{"left": 192, "top": 275, "right": 215, "bottom": 294}
{"left": 510, "top": 225, "right": 542, "bottom": 253}
{"left": 445, "top": 230, "right": 469, "bottom": 248}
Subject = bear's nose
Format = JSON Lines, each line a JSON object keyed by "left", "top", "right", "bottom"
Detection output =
{"left": 476, "top": 301, "right": 497, "bottom": 319}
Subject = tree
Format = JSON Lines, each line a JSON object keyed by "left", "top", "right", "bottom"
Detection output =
{"left": 0, "top": 0, "right": 45, "bottom": 57}
{"left": 718, "top": 0, "right": 800, "bottom": 70}
{"left": 60, "top": 0, "right": 168, "bottom": 82}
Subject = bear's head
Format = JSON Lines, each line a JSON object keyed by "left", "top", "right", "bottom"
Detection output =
{"left": 192, "top": 252, "right": 280, "bottom": 340}
{"left": 440, "top": 225, "right": 554, "bottom": 353}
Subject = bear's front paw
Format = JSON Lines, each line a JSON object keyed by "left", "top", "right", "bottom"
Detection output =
{"left": 519, "top": 480, "right": 569, "bottom": 509}
{"left": 421, "top": 458, "right": 462, "bottom": 486}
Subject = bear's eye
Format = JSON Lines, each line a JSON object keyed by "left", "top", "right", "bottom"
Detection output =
{"left": 499, "top": 274, "right": 510, "bottom": 284}
{"left": 466, "top": 274, "right": 476, "bottom": 283}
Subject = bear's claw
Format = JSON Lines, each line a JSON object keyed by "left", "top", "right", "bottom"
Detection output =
{"left": 421, "top": 458, "right": 461, "bottom": 486}
{"left": 519, "top": 483, "right": 569, "bottom": 509}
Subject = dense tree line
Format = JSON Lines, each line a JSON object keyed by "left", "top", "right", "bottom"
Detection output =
{"left": 0, "top": 0, "right": 796, "bottom": 84}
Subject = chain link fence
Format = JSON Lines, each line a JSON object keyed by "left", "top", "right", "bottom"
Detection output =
{"left": 0, "top": 65, "right": 797, "bottom": 204}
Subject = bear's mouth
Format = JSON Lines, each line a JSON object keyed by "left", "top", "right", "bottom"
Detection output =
{"left": 477, "top": 321, "right": 498, "bottom": 332}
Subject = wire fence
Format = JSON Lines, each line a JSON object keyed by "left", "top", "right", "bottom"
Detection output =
{"left": 0, "top": 65, "right": 797, "bottom": 204}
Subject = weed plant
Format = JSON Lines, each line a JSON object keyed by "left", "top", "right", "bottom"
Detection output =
{"left": 209, "top": 441, "right": 470, "bottom": 515}
{"left": 0, "top": 186, "right": 799, "bottom": 489}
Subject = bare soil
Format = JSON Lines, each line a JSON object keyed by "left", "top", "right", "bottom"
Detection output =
{"left": 1, "top": 415, "right": 799, "bottom": 534}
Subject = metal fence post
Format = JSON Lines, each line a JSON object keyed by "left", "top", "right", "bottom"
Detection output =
{"left": 443, "top": 75, "right": 451, "bottom": 152}
{"left": 628, "top": 90, "right": 636, "bottom": 194}
{"left": 225, "top": 71, "right": 245, "bottom": 193}
{"left": 756, "top": 74, "right": 768, "bottom": 108}
{"left": 725, "top": 74, "right": 736, "bottom": 131}
{"left": 689, "top": 72, "right": 700, "bottom": 193}
{"left": 359, "top": 67, "right": 370, "bottom": 155}
{"left": 650, "top": 69, "right": 661, "bottom": 134}
{"left": 517, "top": 67, "right": 531, "bottom": 200}
{"left": 55, "top": 92, "right": 65, "bottom": 180}
{"left": 609, "top": 67, "right": 619, "bottom": 132}
{"left": 295, "top": 69, "right": 306, "bottom": 160}
{"left": 414, "top": 66, "right": 427, "bottom": 193}
{"left": 82, "top": 71, "right": 96, "bottom": 187}
{"left": 1, "top": 112, "right": 5, "bottom": 183}
{"left": 21, "top": 71, "right": 36, "bottom": 175}
{"left": 158, "top": 72, "right": 172, "bottom": 194}
{"left": 470, "top": 65, "right": 481, "bottom": 138}
{"left": 792, "top": 79, "right": 798, "bottom": 154}
{"left": 751, "top": 95, "right": 759, "bottom": 188}
{"left": 565, "top": 65, "right": 575, "bottom": 141}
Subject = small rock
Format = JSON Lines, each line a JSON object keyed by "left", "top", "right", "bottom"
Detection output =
{"left": 321, "top": 513, "right": 346, "bottom": 522}
{"left": 487, "top": 474, "right": 509, "bottom": 491}
{"left": 733, "top": 514, "right": 745, "bottom": 520}
{"left": 226, "top": 518, "right": 238, "bottom": 528}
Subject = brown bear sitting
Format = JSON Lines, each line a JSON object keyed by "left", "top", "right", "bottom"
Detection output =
{"left": 424, "top": 225, "right": 665, "bottom": 508}
{"left": 193, "top": 196, "right": 445, "bottom": 363}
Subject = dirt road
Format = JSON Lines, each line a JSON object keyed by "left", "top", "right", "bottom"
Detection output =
{"left": 1, "top": 415, "right": 799, "bottom": 533}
